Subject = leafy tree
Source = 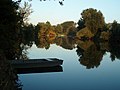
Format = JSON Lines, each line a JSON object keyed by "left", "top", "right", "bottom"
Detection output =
{"left": 77, "top": 18, "right": 85, "bottom": 30}
{"left": 109, "top": 20, "right": 120, "bottom": 43}
{"left": 81, "top": 8, "right": 105, "bottom": 35}
{"left": 35, "top": 21, "right": 56, "bottom": 49}
{"left": 36, "top": 21, "right": 55, "bottom": 38}
{"left": 76, "top": 27, "right": 94, "bottom": 40}
{"left": 54, "top": 24, "right": 63, "bottom": 34}
{"left": 61, "top": 21, "right": 75, "bottom": 35}
{"left": 0, "top": 0, "right": 23, "bottom": 60}
{"left": 19, "top": 1, "right": 33, "bottom": 24}
{"left": 0, "top": 0, "right": 33, "bottom": 60}
{"left": 67, "top": 26, "right": 77, "bottom": 37}
{"left": 109, "top": 21, "right": 120, "bottom": 59}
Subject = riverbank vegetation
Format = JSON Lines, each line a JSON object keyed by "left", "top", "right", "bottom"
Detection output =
{"left": 1, "top": 1, "right": 120, "bottom": 89}
{"left": 1, "top": 0, "right": 120, "bottom": 60}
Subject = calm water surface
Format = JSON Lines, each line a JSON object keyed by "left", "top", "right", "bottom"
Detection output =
{"left": 19, "top": 44, "right": 120, "bottom": 90}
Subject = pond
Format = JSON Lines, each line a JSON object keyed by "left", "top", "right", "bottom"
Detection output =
{"left": 19, "top": 39, "right": 120, "bottom": 90}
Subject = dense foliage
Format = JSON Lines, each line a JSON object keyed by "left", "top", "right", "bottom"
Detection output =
{"left": 0, "top": 0, "right": 23, "bottom": 60}
{"left": 81, "top": 8, "right": 105, "bottom": 35}
{"left": 0, "top": 0, "right": 120, "bottom": 69}
{"left": 1, "top": 1, "right": 120, "bottom": 90}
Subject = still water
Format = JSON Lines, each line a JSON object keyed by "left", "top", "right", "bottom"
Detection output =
{"left": 19, "top": 42, "right": 120, "bottom": 90}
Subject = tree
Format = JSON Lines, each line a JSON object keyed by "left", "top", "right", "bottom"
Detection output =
{"left": 54, "top": 24, "right": 63, "bottom": 34}
{"left": 0, "top": 0, "right": 22, "bottom": 60}
{"left": 81, "top": 8, "right": 105, "bottom": 35}
{"left": 61, "top": 21, "right": 75, "bottom": 35}
{"left": 19, "top": 1, "right": 33, "bottom": 24}
{"left": 109, "top": 20, "right": 120, "bottom": 43}
{"left": 109, "top": 21, "right": 120, "bottom": 59}
{"left": 0, "top": 0, "right": 33, "bottom": 60}
{"left": 77, "top": 18, "right": 85, "bottom": 30}
{"left": 36, "top": 21, "right": 55, "bottom": 38}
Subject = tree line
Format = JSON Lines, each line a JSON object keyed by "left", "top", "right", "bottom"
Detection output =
{"left": 1, "top": 0, "right": 120, "bottom": 60}
{"left": 0, "top": 1, "right": 120, "bottom": 89}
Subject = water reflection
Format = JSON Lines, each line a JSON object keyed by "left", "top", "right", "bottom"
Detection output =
{"left": 32, "top": 35, "right": 120, "bottom": 69}
{"left": 1, "top": 32, "right": 120, "bottom": 90}
{"left": 76, "top": 40, "right": 106, "bottom": 69}
{"left": 1, "top": 35, "right": 120, "bottom": 90}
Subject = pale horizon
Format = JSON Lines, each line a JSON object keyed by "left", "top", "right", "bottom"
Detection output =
{"left": 22, "top": 0, "right": 120, "bottom": 25}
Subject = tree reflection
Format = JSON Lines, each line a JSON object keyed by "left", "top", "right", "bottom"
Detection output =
{"left": 76, "top": 41, "right": 106, "bottom": 69}
{"left": 31, "top": 27, "right": 120, "bottom": 69}
{"left": 109, "top": 43, "right": 120, "bottom": 60}
{"left": 2, "top": 1, "right": 120, "bottom": 90}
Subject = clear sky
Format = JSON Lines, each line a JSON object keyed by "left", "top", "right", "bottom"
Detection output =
{"left": 22, "top": 0, "right": 120, "bottom": 25}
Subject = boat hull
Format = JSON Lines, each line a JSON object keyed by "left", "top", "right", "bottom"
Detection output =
{"left": 10, "top": 58, "right": 63, "bottom": 69}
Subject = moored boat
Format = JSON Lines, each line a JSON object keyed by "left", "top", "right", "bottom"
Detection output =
{"left": 10, "top": 58, "right": 63, "bottom": 69}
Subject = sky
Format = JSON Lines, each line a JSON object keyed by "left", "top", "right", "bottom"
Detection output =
{"left": 22, "top": 0, "right": 120, "bottom": 25}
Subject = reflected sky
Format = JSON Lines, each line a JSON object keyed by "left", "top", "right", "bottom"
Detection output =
{"left": 19, "top": 44, "right": 120, "bottom": 90}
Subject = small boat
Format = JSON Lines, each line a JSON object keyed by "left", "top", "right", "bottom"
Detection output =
{"left": 10, "top": 58, "right": 63, "bottom": 69}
